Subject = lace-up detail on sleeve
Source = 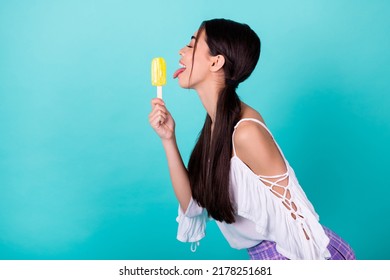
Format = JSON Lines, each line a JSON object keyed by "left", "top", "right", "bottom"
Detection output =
{"left": 258, "top": 171, "right": 310, "bottom": 240}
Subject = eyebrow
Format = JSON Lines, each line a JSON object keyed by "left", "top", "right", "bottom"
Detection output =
{"left": 191, "top": 36, "right": 197, "bottom": 40}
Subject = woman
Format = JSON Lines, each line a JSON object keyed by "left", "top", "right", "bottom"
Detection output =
{"left": 148, "top": 18, "right": 355, "bottom": 260}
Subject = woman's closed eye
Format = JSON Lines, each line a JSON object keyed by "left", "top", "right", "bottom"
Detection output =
{"left": 186, "top": 35, "right": 197, "bottom": 48}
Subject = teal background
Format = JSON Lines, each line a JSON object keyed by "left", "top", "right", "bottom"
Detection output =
{"left": 0, "top": 0, "right": 389, "bottom": 260}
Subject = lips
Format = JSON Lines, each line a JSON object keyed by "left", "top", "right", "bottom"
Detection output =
{"left": 173, "top": 61, "right": 186, "bottom": 79}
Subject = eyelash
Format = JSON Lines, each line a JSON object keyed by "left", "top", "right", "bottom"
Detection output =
{"left": 186, "top": 45, "right": 193, "bottom": 48}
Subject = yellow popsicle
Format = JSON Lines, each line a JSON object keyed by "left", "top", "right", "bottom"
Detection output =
{"left": 151, "top": 57, "right": 166, "bottom": 99}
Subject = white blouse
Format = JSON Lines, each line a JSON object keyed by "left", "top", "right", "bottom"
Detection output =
{"left": 176, "top": 118, "right": 331, "bottom": 260}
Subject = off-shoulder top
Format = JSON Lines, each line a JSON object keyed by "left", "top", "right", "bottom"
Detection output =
{"left": 176, "top": 118, "right": 330, "bottom": 259}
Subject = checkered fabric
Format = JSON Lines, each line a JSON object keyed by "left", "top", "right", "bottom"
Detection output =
{"left": 247, "top": 226, "right": 356, "bottom": 260}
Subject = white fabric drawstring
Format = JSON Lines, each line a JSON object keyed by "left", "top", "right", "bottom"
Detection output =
{"left": 190, "top": 241, "right": 200, "bottom": 252}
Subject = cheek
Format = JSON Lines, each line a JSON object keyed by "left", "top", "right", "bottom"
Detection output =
{"left": 192, "top": 52, "right": 207, "bottom": 71}
{"left": 192, "top": 59, "right": 210, "bottom": 80}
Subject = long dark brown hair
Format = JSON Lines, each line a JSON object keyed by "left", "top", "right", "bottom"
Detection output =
{"left": 188, "top": 19, "right": 261, "bottom": 223}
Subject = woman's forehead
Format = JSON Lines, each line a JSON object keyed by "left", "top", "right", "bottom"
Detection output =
{"left": 192, "top": 29, "right": 205, "bottom": 41}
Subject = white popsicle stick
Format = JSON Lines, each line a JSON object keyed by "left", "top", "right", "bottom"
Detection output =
{"left": 157, "top": 86, "right": 162, "bottom": 99}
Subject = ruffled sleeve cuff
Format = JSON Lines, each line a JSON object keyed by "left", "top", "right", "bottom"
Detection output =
{"left": 176, "top": 198, "right": 208, "bottom": 243}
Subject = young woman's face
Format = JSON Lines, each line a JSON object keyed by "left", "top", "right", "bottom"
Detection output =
{"left": 174, "top": 29, "right": 214, "bottom": 89}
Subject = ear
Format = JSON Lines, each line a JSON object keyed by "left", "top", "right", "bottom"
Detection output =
{"left": 210, "top": 55, "right": 225, "bottom": 72}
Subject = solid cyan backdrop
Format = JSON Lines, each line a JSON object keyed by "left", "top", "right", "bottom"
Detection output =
{"left": 0, "top": 0, "right": 389, "bottom": 259}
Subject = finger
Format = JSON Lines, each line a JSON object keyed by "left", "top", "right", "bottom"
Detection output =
{"left": 153, "top": 104, "right": 167, "bottom": 113}
{"left": 151, "top": 98, "right": 165, "bottom": 108}
{"left": 150, "top": 110, "right": 167, "bottom": 124}
{"left": 149, "top": 104, "right": 167, "bottom": 120}
{"left": 149, "top": 114, "right": 160, "bottom": 128}
{"left": 149, "top": 108, "right": 168, "bottom": 122}
{"left": 151, "top": 114, "right": 166, "bottom": 128}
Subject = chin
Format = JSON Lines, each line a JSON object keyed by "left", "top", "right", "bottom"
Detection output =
{"left": 178, "top": 78, "right": 191, "bottom": 89}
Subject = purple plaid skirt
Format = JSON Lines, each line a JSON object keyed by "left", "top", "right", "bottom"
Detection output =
{"left": 247, "top": 226, "right": 355, "bottom": 260}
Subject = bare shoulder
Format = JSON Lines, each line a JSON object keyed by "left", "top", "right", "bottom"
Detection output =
{"left": 234, "top": 102, "right": 286, "bottom": 176}
{"left": 233, "top": 118, "right": 273, "bottom": 157}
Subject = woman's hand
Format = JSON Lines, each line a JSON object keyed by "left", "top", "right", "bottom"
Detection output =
{"left": 149, "top": 98, "right": 175, "bottom": 140}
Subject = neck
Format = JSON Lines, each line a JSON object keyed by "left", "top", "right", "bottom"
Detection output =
{"left": 195, "top": 81, "right": 223, "bottom": 124}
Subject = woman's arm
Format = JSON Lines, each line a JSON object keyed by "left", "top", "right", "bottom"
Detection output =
{"left": 149, "top": 98, "right": 192, "bottom": 212}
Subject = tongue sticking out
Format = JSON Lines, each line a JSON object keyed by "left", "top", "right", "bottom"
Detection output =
{"left": 173, "top": 67, "right": 186, "bottom": 79}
